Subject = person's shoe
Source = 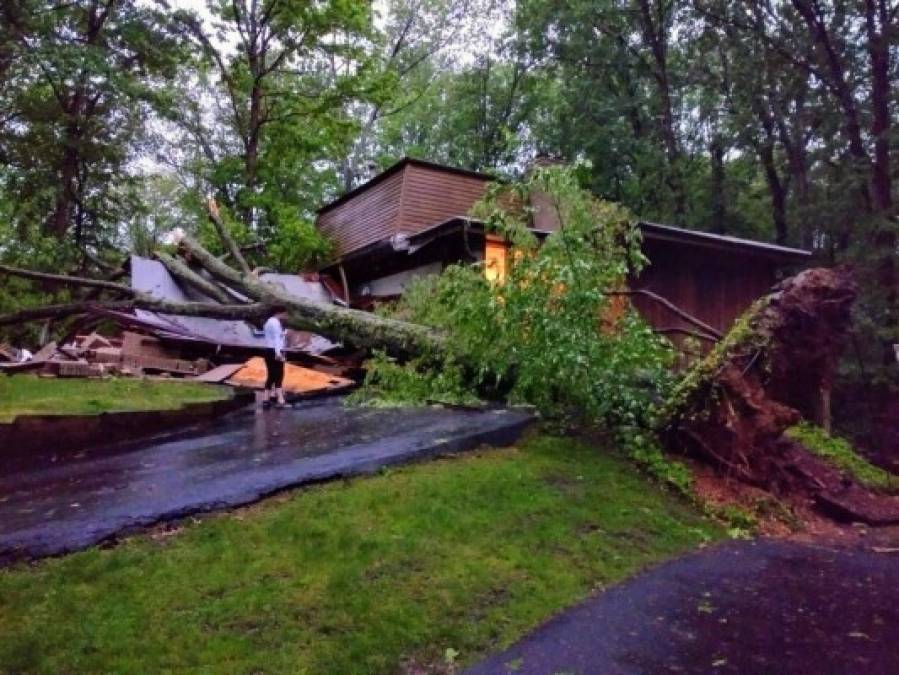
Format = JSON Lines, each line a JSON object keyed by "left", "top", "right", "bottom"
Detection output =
{"left": 262, "top": 400, "right": 272, "bottom": 410}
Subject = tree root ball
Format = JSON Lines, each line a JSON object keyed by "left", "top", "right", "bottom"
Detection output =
{"left": 662, "top": 267, "right": 899, "bottom": 525}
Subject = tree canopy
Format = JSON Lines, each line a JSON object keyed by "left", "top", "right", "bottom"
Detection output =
{"left": 1, "top": 0, "right": 896, "bottom": 374}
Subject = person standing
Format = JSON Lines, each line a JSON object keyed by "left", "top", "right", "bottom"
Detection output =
{"left": 262, "top": 306, "right": 289, "bottom": 408}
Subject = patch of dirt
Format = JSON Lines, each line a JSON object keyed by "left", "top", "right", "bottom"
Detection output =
{"left": 689, "top": 460, "right": 808, "bottom": 537}
{"left": 688, "top": 458, "right": 899, "bottom": 545}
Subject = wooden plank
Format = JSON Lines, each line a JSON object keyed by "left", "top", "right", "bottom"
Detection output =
{"left": 32, "top": 341, "right": 58, "bottom": 362}
{"left": 121, "top": 331, "right": 172, "bottom": 359}
{"left": 193, "top": 362, "right": 244, "bottom": 383}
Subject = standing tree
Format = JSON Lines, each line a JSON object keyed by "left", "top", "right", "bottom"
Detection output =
{"left": 168, "top": 0, "right": 383, "bottom": 271}
{"left": 0, "top": 0, "right": 183, "bottom": 256}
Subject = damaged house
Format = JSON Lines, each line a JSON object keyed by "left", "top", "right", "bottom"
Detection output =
{"left": 3, "top": 157, "right": 810, "bottom": 386}
{"left": 2, "top": 256, "right": 355, "bottom": 395}
{"left": 316, "top": 158, "right": 811, "bottom": 345}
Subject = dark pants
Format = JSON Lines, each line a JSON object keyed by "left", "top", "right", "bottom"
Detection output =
{"left": 264, "top": 352, "right": 285, "bottom": 390}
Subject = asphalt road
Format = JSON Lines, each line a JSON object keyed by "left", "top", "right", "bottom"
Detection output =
{"left": 467, "top": 539, "right": 899, "bottom": 675}
{"left": 0, "top": 398, "right": 531, "bottom": 562}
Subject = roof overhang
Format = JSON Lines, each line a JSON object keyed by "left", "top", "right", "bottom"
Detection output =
{"left": 322, "top": 215, "right": 810, "bottom": 272}
{"left": 638, "top": 221, "right": 811, "bottom": 262}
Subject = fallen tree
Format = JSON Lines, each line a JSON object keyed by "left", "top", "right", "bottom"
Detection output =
{"left": 0, "top": 207, "right": 443, "bottom": 359}
{"left": 5, "top": 171, "right": 895, "bottom": 524}
{"left": 663, "top": 266, "right": 899, "bottom": 524}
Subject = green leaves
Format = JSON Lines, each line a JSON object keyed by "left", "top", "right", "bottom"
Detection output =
{"left": 0, "top": 0, "right": 185, "bottom": 248}
{"left": 359, "top": 164, "right": 675, "bottom": 428}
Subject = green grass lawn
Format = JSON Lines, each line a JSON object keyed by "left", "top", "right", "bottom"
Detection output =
{"left": 0, "top": 436, "right": 722, "bottom": 674}
{"left": 0, "top": 375, "right": 231, "bottom": 422}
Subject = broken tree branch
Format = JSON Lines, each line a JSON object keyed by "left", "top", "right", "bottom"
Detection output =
{"left": 0, "top": 297, "right": 271, "bottom": 327}
{"left": 608, "top": 289, "right": 724, "bottom": 340}
{"left": 0, "top": 263, "right": 137, "bottom": 296}
{"left": 179, "top": 235, "right": 263, "bottom": 296}
{"left": 0, "top": 301, "right": 137, "bottom": 327}
{"left": 206, "top": 197, "right": 252, "bottom": 276}
{"left": 155, "top": 251, "right": 235, "bottom": 304}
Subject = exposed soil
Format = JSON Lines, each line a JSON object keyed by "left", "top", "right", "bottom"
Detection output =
{"left": 666, "top": 267, "right": 899, "bottom": 526}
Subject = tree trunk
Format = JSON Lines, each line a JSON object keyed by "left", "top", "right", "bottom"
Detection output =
{"left": 791, "top": 0, "right": 872, "bottom": 215}
{"left": 47, "top": 94, "right": 83, "bottom": 238}
{"left": 636, "top": 0, "right": 687, "bottom": 223}
{"left": 709, "top": 134, "right": 726, "bottom": 234}
{"left": 757, "top": 140, "right": 789, "bottom": 245}
{"left": 176, "top": 236, "right": 442, "bottom": 358}
{"left": 864, "top": 0, "right": 892, "bottom": 213}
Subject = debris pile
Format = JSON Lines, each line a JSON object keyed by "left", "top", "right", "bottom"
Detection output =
{"left": 0, "top": 254, "right": 364, "bottom": 397}
{"left": 0, "top": 331, "right": 208, "bottom": 378}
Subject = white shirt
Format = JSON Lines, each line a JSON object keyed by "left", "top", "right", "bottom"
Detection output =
{"left": 263, "top": 316, "right": 285, "bottom": 357}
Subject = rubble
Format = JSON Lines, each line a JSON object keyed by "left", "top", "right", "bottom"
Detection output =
{"left": 0, "top": 255, "right": 363, "bottom": 398}
{"left": 1, "top": 328, "right": 358, "bottom": 399}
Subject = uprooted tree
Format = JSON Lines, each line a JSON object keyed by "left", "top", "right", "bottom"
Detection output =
{"left": 663, "top": 266, "right": 899, "bottom": 524}
{"left": 0, "top": 166, "right": 675, "bottom": 424}
{"left": 3, "top": 166, "right": 892, "bottom": 523}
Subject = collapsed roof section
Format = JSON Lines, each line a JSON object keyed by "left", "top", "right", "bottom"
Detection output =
{"left": 121, "top": 256, "right": 338, "bottom": 356}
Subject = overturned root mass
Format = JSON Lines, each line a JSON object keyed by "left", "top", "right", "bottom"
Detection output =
{"left": 664, "top": 267, "right": 899, "bottom": 525}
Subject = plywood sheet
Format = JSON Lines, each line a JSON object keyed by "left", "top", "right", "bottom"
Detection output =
{"left": 193, "top": 363, "right": 244, "bottom": 383}
{"left": 226, "top": 357, "right": 354, "bottom": 394}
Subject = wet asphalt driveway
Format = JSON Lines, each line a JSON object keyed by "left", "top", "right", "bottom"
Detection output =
{"left": 467, "top": 538, "right": 899, "bottom": 675}
{"left": 0, "top": 398, "right": 531, "bottom": 562}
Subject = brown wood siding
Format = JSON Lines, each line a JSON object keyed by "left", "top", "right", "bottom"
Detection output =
{"left": 631, "top": 240, "right": 780, "bottom": 336}
{"left": 316, "top": 169, "right": 405, "bottom": 257}
{"left": 395, "top": 164, "right": 490, "bottom": 234}
{"left": 530, "top": 190, "right": 561, "bottom": 231}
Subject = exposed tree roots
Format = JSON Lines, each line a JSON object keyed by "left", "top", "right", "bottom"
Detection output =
{"left": 664, "top": 267, "right": 899, "bottom": 526}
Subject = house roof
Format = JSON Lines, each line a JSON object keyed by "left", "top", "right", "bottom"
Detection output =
{"left": 317, "top": 157, "right": 496, "bottom": 215}
{"left": 316, "top": 157, "right": 811, "bottom": 265}
{"left": 639, "top": 221, "right": 810, "bottom": 261}
{"left": 128, "top": 256, "right": 336, "bottom": 354}
{"left": 323, "top": 215, "right": 810, "bottom": 271}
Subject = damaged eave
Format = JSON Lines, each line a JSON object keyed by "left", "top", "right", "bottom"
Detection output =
{"left": 120, "top": 255, "right": 340, "bottom": 357}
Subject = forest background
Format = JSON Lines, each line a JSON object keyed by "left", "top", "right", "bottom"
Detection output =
{"left": 1, "top": 0, "right": 896, "bottom": 431}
